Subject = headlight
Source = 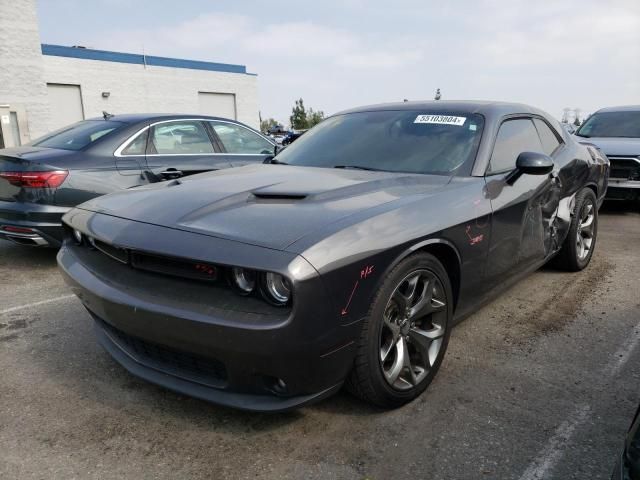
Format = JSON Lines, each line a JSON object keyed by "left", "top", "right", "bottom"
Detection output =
{"left": 261, "top": 272, "right": 291, "bottom": 306}
{"left": 72, "top": 229, "right": 83, "bottom": 245}
{"left": 229, "top": 267, "right": 256, "bottom": 295}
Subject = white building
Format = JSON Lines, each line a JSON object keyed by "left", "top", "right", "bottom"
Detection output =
{"left": 0, "top": 0, "right": 259, "bottom": 148}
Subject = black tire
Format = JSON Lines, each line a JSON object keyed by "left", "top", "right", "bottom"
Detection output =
{"left": 555, "top": 188, "right": 598, "bottom": 272}
{"left": 346, "top": 252, "right": 453, "bottom": 408}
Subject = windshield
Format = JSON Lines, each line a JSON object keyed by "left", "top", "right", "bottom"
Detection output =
{"left": 32, "top": 120, "right": 125, "bottom": 151}
{"left": 275, "top": 110, "right": 485, "bottom": 175}
{"left": 576, "top": 111, "right": 640, "bottom": 138}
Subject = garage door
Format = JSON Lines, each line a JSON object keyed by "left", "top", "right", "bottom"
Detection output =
{"left": 198, "top": 92, "right": 236, "bottom": 120}
{"left": 47, "top": 83, "right": 84, "bottom": 131}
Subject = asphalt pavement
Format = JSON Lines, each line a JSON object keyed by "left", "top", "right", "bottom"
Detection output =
{"left": 1, "top": 202, "right": 639, "bottom": 479}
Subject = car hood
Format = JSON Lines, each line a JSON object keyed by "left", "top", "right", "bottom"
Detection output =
{"left": 573, "top": 136, "right": 640, "bottom": 157}
{"left": 77, "top": 164, "right": 451, "bottom": 250}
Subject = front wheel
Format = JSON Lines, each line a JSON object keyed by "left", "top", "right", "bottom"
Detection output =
{"left": 555, "top": 188, "right": 598, "bottom": 271}
{"left": 346, "top": 252, "right": 453, "bottom": 408}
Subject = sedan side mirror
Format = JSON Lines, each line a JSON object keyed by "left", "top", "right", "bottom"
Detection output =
{"left": 506, "top": 151, "right": 554, "bottom": 185}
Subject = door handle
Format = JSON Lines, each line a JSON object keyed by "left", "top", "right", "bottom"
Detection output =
{"left": 160, "top": 169, "right": 183, "bottom": 179}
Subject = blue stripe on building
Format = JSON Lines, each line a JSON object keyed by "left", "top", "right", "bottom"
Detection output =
{"left": 41, "top": 44, "right": 248, "bottom": 75}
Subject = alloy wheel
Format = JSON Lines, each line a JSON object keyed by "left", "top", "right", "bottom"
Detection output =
{"left": 576, "top": 200, "right": 595, "bottom": 261}
{"left": 379, "top": 269, "right": 447, "bottom": 391}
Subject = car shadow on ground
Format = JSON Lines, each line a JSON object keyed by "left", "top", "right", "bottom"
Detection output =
{"left": 0, "top": 242, "right": 59, "bottom": 268}
{"left": 600, "top": 200, "right": 639, "bottom": 216}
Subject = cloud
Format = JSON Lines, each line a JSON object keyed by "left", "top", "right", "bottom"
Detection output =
{"left": 39, "top": 0, "right": 640, "bottom": 124}
{"left": 339, "top": 50, "right": 424, "bottom": 69}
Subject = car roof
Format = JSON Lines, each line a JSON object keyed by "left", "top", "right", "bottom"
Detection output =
{"left": 335, "top": 100, "right": 548, "bottom": 117}
{"left": 594, "top": 105, "right": 640, "bottom": 113}
{"left": 83, "top": 113, "right": 242, "bottom": 125}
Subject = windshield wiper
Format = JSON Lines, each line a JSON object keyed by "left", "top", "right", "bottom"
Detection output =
{"left": 333, "top": 165, "right": 385, "bottom": 171}
{"left": 574, "top": 133, "right": 590, "bottom": 138}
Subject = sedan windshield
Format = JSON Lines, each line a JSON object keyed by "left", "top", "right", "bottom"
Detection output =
{"left": 32, "top": 120, "right": 125, "bottom": 151}
{"left": 275, "top": 110, "right": 485, "bottom": 175}
{"left": 576, "top": 111, "right": 640, "bottom": 138}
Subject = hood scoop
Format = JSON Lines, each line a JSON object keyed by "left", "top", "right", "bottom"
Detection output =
{"left": 251, "top": 191, "right": 307, "bottom": 201}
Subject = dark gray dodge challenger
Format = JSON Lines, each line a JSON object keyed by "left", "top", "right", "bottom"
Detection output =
{"left": 58, "top": 101, "right": 609, "bottom": 411}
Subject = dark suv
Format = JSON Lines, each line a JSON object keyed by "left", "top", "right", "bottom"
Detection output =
{"left": 574, "top": 106, "right": 640, "bottom": 202}
{"left": 0, "top": 114, "right": 275, "bottom": 247}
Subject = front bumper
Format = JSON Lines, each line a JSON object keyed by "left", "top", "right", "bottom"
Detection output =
{"left": 56, "top": 221, "right": 360, "bottom": 411}
{"left": 0, "top": 199, "right": 69, "bottom": 246}
{"left": 606, "top": 180, "right": 640, "bottom": 201}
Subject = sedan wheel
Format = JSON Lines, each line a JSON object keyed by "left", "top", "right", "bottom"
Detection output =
{"left": 346, "top": 252, "right": 453, "bottom": 408}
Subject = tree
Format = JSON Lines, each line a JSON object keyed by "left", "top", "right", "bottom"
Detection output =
{"left": 573, "top": 108, "right": 582, "bottom": 127}
{"left": 290, "top": 98, "right": 308, "bottom": 129}
{"left": 260, "top": 117, "right": 279, "bottom": 133}
{"left": 307, "top": 107, "right": 325, "bottom": 128}
{"left": 289, "top": 98, "right": 325, "bottom": 129}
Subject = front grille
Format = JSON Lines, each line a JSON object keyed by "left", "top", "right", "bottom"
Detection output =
{"left": 80, "top": 233, "right": 223, "bottom": 285}
{"left": 609, "top": 157, "right": 640, "bottom": 181}
{"left": 131, "top": 251, "right": 219, "bottom": 282}
{"left": 97, "top": 317, "right": 228, "bottom": 388}
{"left": 94, "top": 239, "right": 128, "bottom": 264}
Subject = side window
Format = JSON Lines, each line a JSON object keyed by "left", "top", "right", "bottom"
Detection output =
{"left": 488, "top": 119, "right": 543, "bottom": 174}
{"left": 121, "top": 129, "right": 148, "bottom": 155}
{"left": 533, "top": 118, "right": 562, "bottom": 156}
{"left": 150, "top": 121, "right": 214, "bottom": 154}
{"left": 210, "top": 122, "right": 274, "bottom": 155}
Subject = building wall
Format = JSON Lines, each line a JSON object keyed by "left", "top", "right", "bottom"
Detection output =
{"left": 0, "top": 0, "right": 51, "bottom": 140}
{"left": 42, "top": 55, "right": 260, "bottom": 129}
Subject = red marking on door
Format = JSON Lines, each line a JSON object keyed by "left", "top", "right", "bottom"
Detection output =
{"left": 360, "top": 265, "right": 374, "bottom": 279}
{"left": 341, "top": 280, "right": 359, "bottom": 316}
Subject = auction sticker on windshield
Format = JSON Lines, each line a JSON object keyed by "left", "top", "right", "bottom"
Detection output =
{"left": 414, "top": 115, "right": 466, "bottom": 126}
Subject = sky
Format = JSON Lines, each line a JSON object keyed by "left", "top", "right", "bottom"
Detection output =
{"left": 37, "top": 0, "right": 640, "bottom": 126}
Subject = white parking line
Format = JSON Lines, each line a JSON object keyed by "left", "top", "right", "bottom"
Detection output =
{"left": 518, "top": 404, "right": 591, "bottom": 480}
{"left": 519, "top": 319, "right": 640, "bottom": 480}
{"left": 604, "top": 323, "right": 640, "bottom": 377}
{"left": 0, "top": 294, "right": 76, "bottom": 315}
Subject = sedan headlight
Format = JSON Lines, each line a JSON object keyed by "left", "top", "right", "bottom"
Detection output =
{"left": 229, "top": 267, "right": 257, "bottom": 295}
{"left": 261, "top": 272, "right": 292, "bottom": 306}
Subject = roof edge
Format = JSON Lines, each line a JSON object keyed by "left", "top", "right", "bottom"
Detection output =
{"left": 41, "top": 44, "right": 251, "bottom": 75}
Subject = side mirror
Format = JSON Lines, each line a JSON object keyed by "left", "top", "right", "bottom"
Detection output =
{"left": 506, "top": 152, "right": 553, "bottom": 185}
{"left": 516, "top": 151, "right": 554, "bottom": 174}
{"left": 263, "top": 144, "right": 285, "bottom": 164}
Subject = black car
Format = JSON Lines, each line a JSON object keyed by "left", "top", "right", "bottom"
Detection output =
{"left": 282, "top": 129, "right": 307, "bottom": 146}
{"left": 58, "top": 101, "right": 609, "bottom": 411}
{"left": 612, "top": 404, "right": 640, "bottom": 479}
{"left": 574, "top": 106, "right": 640, "bottom": 202}
{"left": 0, "top": 114, "right": 276, "bottom": 247}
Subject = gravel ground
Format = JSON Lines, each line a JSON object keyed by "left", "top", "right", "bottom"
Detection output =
{"left": 0, "top": 202, "right": 639, "bottom": 480}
